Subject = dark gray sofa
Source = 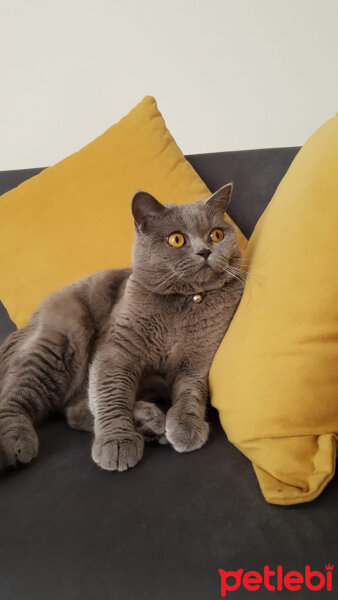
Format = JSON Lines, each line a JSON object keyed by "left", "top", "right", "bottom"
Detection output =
{"left": 0, "top": 149, "right": 337, "bottom": 600}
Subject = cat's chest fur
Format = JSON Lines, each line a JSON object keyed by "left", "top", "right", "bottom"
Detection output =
{"left": 108, "top": 276, "right": 243, "bottom": 374}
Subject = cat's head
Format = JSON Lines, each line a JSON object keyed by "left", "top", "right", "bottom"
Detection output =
{"left": 131, "top": 184, "right": 241, "bottom": 295}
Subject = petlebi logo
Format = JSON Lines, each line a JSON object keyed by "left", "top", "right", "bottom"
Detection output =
{"left": 218, "top": 564, "right": 334, "bottom": 596}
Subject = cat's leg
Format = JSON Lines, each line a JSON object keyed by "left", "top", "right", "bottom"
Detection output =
{"left": 0, "top": 327, "right": 68, "bottom": 469}
{"left": 0, "top": 321, "right": 92, "bottom": 469}
{"left": 89, "top": 349, "right": 145, "bottom": 472}
{"left": 133, "top": 373, "right": 169, "bottom": 443}
{"left": 0, "top": 332, "right": 38, "bottom": 468}
{"left": 0, "top": 404, "right": 39, "bottom": 470}
{"left": 133, "top": 400, "right": 167, "bottom": 444}
{"left": 165, "top": 373, "right": 209, "bottom": 453}
{"left": 0, "top": 328, "right": 27, "bottom": 385}
{"left": 64, "top": 379, "right": 167, "bottom": 441}
{"left": 64, "top": 382, "right": 94, "bottom": 432}
{"left": 65, "top": 392, "right": 167, "bottom": 442}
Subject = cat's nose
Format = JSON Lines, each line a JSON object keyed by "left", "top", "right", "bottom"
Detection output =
{"left": 196, "top": 248, "right": 211, "bottom": 260}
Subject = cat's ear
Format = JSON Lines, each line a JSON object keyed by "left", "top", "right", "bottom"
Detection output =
{"left": 132, "top": 191, "right": 166, "bottom": 231}
{"left": 206, "top": 183, "right": 233, "bottom": 217}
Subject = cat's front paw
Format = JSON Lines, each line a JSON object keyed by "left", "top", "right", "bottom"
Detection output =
{"left": 0, "top": 414, "right": 39, "bottom": 470}
{"left": 133, "top": 400, "right": 166, "bottom": 443}
{"left": 92, "top": 432, "right": 144, "bottom": 472}
{"left": 165, "top": 408, "right": 209, "bottom": 453}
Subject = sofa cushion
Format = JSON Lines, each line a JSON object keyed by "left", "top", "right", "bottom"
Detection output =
{"left": 0, "top": 96, "right": 246, "bottom": 329}
{"left": 210, "top": 114, "right": 338, "bottom": 505}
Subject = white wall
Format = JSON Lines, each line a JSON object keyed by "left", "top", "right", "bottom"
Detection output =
{"left": 1, "top": 0, "right": 337, "bottom": 170}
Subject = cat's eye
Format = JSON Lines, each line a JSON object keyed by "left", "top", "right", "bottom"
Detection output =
{"left": 209, "top": 228, "right": 224, "bottom": 243}
{"left": 167, "top": 232, "right": 185, "bottom": 248}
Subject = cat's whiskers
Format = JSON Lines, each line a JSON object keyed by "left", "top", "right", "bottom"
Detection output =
{"left": 233, "top": 258, "right": 262, "bottom": 269}
{"left": 154, "top": 270, "right": 178, "bottom": 292}
{"left": 224, "top": 266, "right": 246, "bottom": 285}
{"left": 226, "top": 264, "right": 266, "bottom": 287}
{"left": 227, "top": 268, "right": 247, "bottom": 281}
{"left": 175, "top": 271, "right": 186, "bottom": 286}
{"left": 228, "top": 263, "right": 245, "bottom": 271}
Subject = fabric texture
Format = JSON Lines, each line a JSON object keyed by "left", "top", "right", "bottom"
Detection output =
{"left": 210, "top": 114, "right": 338, "bottom": 505}
{"left": 0, "top": 96, "right": 246, "bottom": 328}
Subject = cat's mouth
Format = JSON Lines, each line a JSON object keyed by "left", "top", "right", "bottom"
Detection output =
{"left": 196, "top": 262, "right": 213, "bottom": 273}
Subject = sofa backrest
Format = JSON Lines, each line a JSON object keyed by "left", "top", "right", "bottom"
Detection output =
{"left": 187, "top": 147, "right": 300, "bottom": 239}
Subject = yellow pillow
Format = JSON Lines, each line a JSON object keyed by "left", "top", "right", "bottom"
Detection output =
{"left": 210, "top": 114, "right": 338, "bottom": 505}
{"left": 0, "top": 96, "right": 246, "bottom": 328}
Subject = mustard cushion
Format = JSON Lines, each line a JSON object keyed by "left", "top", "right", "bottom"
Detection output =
{"left": 210, "top": 114, "right": 338, "bottom": 505}
{"left": 0, "top": 96, "right": 246, "bottom": 328}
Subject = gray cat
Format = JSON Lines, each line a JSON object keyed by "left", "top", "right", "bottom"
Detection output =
{"left": 0, "top": 184, "right": 244, "bottom": 472}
